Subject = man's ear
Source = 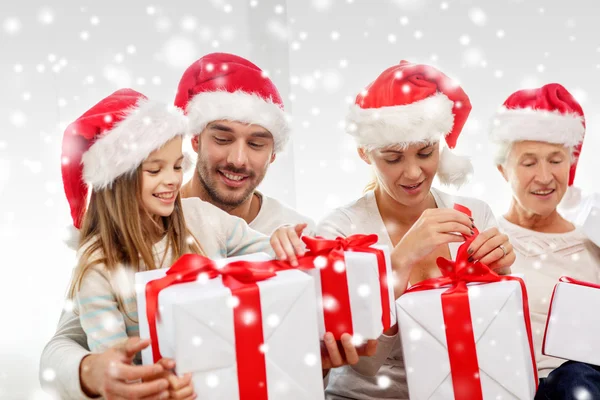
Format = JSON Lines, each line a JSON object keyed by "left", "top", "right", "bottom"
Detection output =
{"left": 357, "top": 147, "right": 372, "bottom": 165}
{"left": 270, "top": 152, "right": 276, "bottom": 164}
{"left": 191, "top": 135, "right": 200, "bottom": 153}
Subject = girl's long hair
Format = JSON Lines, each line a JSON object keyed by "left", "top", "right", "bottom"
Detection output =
{"left": 67, "top": 167, "right": 204, "bottom": 316}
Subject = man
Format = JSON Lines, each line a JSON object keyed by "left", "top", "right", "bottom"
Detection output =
{"left": 40, "top": 53, "right": 361, "bottom": 400}
{"left": 175, "top": 52, "right": 315, "bottom": 235}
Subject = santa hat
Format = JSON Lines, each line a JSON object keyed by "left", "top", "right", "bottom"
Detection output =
{"left": 61, "top": 88, "right": 187, "bottom": 229}
{"left": 346, "top": 60, "right": 473, "bottom": 186}
{"left": 174, "top": 52, "right": 290, "bottom": 152}
{"left": 490, "top": 83, "right": 586, "bottom": 207}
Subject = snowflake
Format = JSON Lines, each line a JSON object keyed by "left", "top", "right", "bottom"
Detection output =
{"left": 388, "top": 34, "right": 397, "bottom": 43}
{"left": 459, "top": 35, "right": 470, "bottom": 46}
{"left": 161, "top": 37, "right": 198, "bottom": 68}
{"left": 38, "top": 8, "right": 54, "bottom": 25}
{"left": 206, "top": 374, "right": 219, "bottom": 388}
{"left": 322, "top": 295, "right": 339, "bottom": 311}
{"left": 311, "top": 0, "right": 333, "bottom": 11}
{"left": 331, "top": 31, "right": 340, "bottom": 40}
{"left": 351, "top": 334, "right": 364, "bottom": 346}
{"left": 156, "top": 16, "right": 171, "bottom": 32}
{"left": 259, "top": 343, "right": 269, "bottom": 353}
{"left": 3, "top": 17, "right": 21, "bottom": 35}
{"left": 497, "top": 30, "right": 505, "bottom": 38}
{"left": 409, "top": 328, "right": 422, "bottom": 341}
{"left": 463, "top": 48, "right": 484, "bottom": 68}
{"left": 192, "top": 336, "right": 202, "bottom": 346}
{"left": 250, "top": 0, "right": 258, "bottom": 7}
{"left": 10, "top": 111, "right": 26, "bottom": 127}
{"left": 377, "top": 375, "right": 391, "bottom": 389}
{"left": 41, "top": 368, "right": 56, "bottom": 382}
{"left": 274, "top": 4, "right": 284, "bottom": 14}
{"left": 468, "top": 8, "right": 487, "bottom": 26}
{"left": 322, "top": 70, "right": 343, "bottom": 92}
{"left": 414, "top": 30, "right": 423, "bottom": 39}
{"left": 304, "top": 353, "right": 317, "bottom": 366}
{"left": 399, "top": 16, "right": 409, "bottom": 25}
{"left": 90, "top": 16, "right": 100, "bottom": 25}
{"left": 573, "top": 386, "right": 592, "bottom": 400}
{"left": 224, "top": 4, "right": 233, "bottom": 13}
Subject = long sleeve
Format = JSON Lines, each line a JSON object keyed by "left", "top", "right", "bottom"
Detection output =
{"left": 39, "top": 309, "right": 98, "bottom": 400}
{"left": 76, "top": 266, "right": 129, "bottom": 352}
{"left": 223, "top": 213, "right": 275, "bottom": 257}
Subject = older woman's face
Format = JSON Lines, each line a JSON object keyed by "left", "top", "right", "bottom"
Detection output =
{"left": 500, "top": 140, "right": 571, "bottom": 216}
{"left": 361, "top": 142, "right": 440, "bottom": 206}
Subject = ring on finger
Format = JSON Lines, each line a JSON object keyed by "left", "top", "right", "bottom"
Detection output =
{"left": 499, "top": 244, "right": 507, "bottom": 258}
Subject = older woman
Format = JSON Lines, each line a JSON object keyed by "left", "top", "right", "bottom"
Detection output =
{"left": 491, "top": 83, "right": 600, "bottom": 399}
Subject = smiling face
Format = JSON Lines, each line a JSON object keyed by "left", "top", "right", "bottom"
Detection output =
{"left": 192, "top": 120, "right": 276, "bottom": 209}
{"left": 499, "top": 140, "right": 571, "bottom": 217}
{"left": 140, "top": 136, "right": 184, "bottom": 217}
{"left": 360, "top": 142, "right": 440, "bottom": 206}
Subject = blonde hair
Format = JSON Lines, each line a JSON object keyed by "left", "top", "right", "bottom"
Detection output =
{"left": 67, "top": 167, "right": 205, "bottom": 318}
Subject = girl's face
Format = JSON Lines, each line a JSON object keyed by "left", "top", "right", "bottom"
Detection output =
{"left": 361, "top": 142, "right": 440, "bottom": 207}
{"left": 140, "top": 136, "right": 184, "bottom": 217}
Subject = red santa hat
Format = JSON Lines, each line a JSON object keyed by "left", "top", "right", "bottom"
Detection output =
{"left": 174, "top": 52, "right": 290, "bottom": 152}
{"left": 61, "top": 88, "right": 187, "bottom": 229}
{"left": 346, "top": 60, "right": 473, "bottom": 186}
{"left": 490, "top": 83, "right": 585, "bottom": 187}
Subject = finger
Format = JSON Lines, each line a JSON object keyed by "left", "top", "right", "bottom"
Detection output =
{"left": 359, "top": 339, "right": 378, "bottom": 357}
{"left": 436, "top": 222, "right": 474, "bottom": 237}
{"left": 270, "top": 236, "right": 287, "bottom": 261}
{"left": 471, "top": 234, "right": 507, "bottom": 262}
{"left": 430, "top": 209, "right": 474, "bottom": 226}
{"left": 466, "top": 228, "right": 496, "bottom": 256}
{"left": 294, "top": 223, "right": 308, "bottom": 237}
{"left": 323, "top": 332, "right": 343, "bottom": 368}
{"left": 157, "top": 358, "right": 176, "bottom": 372}
{"left": 110, "top": 363, "right": 165, "bottom": 382}
{"left": 289, "top": 228, "right": 306, "bottom": 257}
{"left": 478, "top": 247, "right": 505, "bottom": 266}
{"left": 340, "top": 333, "right": 360, "bottom": 365}
{"left": 170, "top": 383, "right": 194, "bottom": 400}
{"left": 121, "top": 337, "right": 152, "bottom": 358}
{"left": 108, "top": 378, "right": 169, "bottom": 399}
{"left": 436, "top": 233, "right": 468, "bottom": 246}
{"left": 168, "top": 373, "right": 192, "bottom": 391}
{"left": 280, "top": 229, "right": 299, "bottom": 266}
{"left": 139, "top": 391, "right": 170, "bottom": 400}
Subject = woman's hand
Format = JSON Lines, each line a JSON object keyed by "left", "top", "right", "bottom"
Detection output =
{"left": 467, "top": 227, "right": 514, "bottom": 275}
{"left": 270, "top": 223, "right": 308, "bottom": 266}
{"left": 321, "top": 332, "right": 378, "bottom": 375}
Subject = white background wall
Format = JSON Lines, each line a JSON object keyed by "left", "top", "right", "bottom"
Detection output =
{"left": 1, "top": 0, "right": 599, "bottom": 398}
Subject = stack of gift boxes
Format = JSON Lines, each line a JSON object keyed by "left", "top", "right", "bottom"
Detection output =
{"left": 134, "top": 204, "right": 598, "bottom": 400}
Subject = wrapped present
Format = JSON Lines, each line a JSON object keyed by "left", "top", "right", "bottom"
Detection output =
{"left": 296, "top": 234, "right": 396, "bottom": 340}
{"left": 542, "top": 276, "right": 600, "bottom": 366}
{"left": 135, "top": 253, "right": 325, "bottom": 400}
{"left": 396, "top": 205, "right": 538, "bottom": 400}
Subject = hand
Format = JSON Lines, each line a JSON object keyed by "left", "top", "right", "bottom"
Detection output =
{"left": 80, "top": 337, "right": 170, "bottom": 400}
{"left": 466, "top": 227, "right": 514, "bottom": 275}
{"left": 145, "top": 359, "right": 196, "bottom": 400}
{"left": 321, "top": 332, "right": 378, "bottom": 374}
{"left": 270, "top": 223, "right": 308, "bottom": 267}
{"left": 392, "top": 208, "right": 475, "bottom": 269}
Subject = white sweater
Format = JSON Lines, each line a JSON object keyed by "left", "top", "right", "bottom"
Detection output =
{"left": 318, "top": 188, "right": 498, "bottom": 400}
{"left": 250, "top": 190, "right": 316, "bottom": 236}
{"left": 40, "top": 198, "right": 273, "bottom": 399}
{"left": 498, "top": 216, "right": 600, "bottom": 378}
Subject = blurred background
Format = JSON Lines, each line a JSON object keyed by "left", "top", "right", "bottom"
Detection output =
{"left": 1, "top": 0, "right": 599, "bottom": 398}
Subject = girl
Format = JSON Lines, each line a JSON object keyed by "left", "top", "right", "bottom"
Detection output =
{"left": 62, "top": 89, "right": 276, "bottom": 399}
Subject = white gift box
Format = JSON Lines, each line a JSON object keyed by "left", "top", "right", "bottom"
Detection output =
{"left": 542, "top": 278, "right": 600, "bottom": 366}
{"left": 396, "top": 280, "right": 537, "bottom": 400}
{"left": 582, "top": 206, "right": 600, "bottom": 247}
{"left": 302, "top": 243, "right": 396, "bottom": 340}
{"left": 135, "top": 253, "right": 325, "bottom": 400}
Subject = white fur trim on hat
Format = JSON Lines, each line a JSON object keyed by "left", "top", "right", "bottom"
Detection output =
{"left": 490, "top": 107, "right": 584, "bottom": 147}
{"left": 82, "top": 99, "right": 187, "bottom": 189}
{"left": 185, "top": 90, "right": 290, "bottom": 152}
{"left": 437, "top": 145, "right": 473, "bottom": 187}
{"left": 346, "top": 92, "right": 455, "bottom": 148}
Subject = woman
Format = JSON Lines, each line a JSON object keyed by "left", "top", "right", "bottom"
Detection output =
{"left": 490, "top": 83, "right": 600, "bottom": 399}
{"left": 319, "top": 60, "right": 515, "bottom": 399}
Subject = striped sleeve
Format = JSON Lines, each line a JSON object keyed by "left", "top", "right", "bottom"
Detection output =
{"left": 76, "top": 266, "right": 129, "bottom": 352}
{"left": 224, "top": 215, "right": 275, "bottom": 257}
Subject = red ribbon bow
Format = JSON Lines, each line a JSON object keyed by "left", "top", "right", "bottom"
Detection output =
{"left": 145, "top": 254, "right": 279, "bottom": 399}
{"left": 298, "top": 234, "right": 392, "bottom": 338}
{"left": 405, "top": 205, "right": 538, "bottom": 400}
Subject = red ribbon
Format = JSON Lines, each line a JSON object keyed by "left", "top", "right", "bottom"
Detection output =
{"left": 145, "top": 254, "right": 278, "bottom": 399}
{"left": 542, "top": 275, "right": 600, "bottom": 356}
{"left": 404, "top": 204, "right": 538, "bottom": 399}
{"left": 298, "top": 234, "right": 392, "bottom": 339}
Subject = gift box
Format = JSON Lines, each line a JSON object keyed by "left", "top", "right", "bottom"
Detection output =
{"left": 542, "top": 277, "right": 600, "bottom": 366}
{"left": 396, "top": 205, "right": 538, "bottom": 400}
{"left": 297, "top": 234, "right": 396, "bottom": 340}
{"left": 135, "top": 253, "right": 325, "bottom": 400}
